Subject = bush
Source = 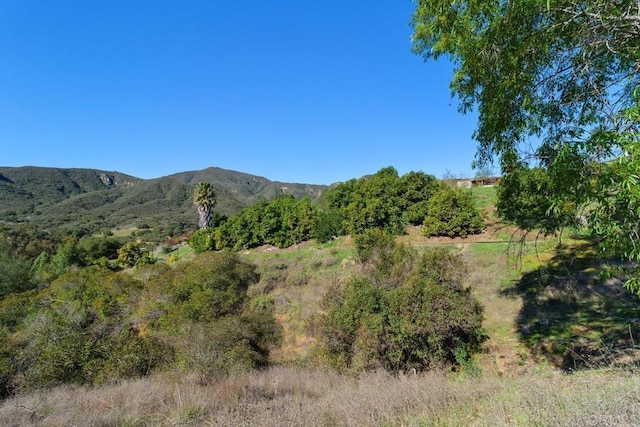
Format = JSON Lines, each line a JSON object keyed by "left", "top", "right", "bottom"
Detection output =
{"left": 173, "top": 296, "right": 281, "bottom": 383}
{"left": 423, "top": 186, "right": 484, "bottom": 237}
{"left": 0, "top": 249, "right": 34, "bottom": 298}
{"left": 315, "top": 241, "right": 486, "bottom": 372}
{"left": 164, "top": 251, "right": 259, "bottom": 322}
{"left": 77, "top": 236, "right": 121, "bottom": 265}
{"left": 188, "top": 228, "right": 216, "bottom": 253}
{"left": 117, "top": 242, "right": 155, "bottom": 268}
{"left": 93, "top": 330, "right": 174, "bottom": 386}
{"left": 0, "top": 252, "right": 282, "bottom": 394}
{"left": 354, "top": 229, "right": 416, "bottom": 289}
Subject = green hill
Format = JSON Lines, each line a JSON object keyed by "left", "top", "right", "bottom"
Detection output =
{"left": 0, "top": 166, "right": 327, "bottom": 235}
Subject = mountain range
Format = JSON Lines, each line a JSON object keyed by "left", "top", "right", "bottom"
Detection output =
{"left": 0, "top": 166, "right": 327, "bottom": 236}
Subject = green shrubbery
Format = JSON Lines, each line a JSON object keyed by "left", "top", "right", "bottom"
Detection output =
{"left": 189, "top": 194, "right": 319, "bottom": 252}
{"left": 423, "top": 186, "right": 485, "bottom": 237}
{"left": 0, "top": 249, "right": 33, "bottom": 298}
{"left": 0, "top": 252, "right": 280, "bottom": 397}
{"left": 315, "top": 232, "right": 486, "bottom": 372}
{"left": 189, "top": 167, "right": 485, "bottom": 253}
{"left": 117, "top": 242, "right": 155, "bottom": 268}
{"left": 0, "top": 166, "right": 491, "bottom": 399}
{"left": 323, "top": 167, "right": 441, "bottom": 236}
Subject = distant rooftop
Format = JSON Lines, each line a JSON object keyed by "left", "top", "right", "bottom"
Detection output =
{"left": 454, "top": 177, "right": 501, "bottom": 188}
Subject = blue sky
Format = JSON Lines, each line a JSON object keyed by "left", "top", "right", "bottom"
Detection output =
{"left": 0, "top": 1, "right": 482, "bottom": 185}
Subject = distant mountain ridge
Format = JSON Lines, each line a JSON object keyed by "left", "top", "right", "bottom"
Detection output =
{"left": 0, "top": 166, "right": 327, "bottom": 235}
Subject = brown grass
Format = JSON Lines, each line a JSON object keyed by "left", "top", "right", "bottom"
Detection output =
{"left": 2, "top": 366, "right": 639, "bottom": 426}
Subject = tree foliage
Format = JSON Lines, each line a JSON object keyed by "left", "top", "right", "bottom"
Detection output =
{"left": 412, "top": 1, "right": 640, "bottom": 290}
{"left": 190, "top": 167, "right": 486, "bottom": 252}
{"left": 323, "top": 167, "right": 441, "bottom": 236}
{"left": 495, "top": 166, "right": 576, "bottom": 235}
{"left": 0, "top": 249, "right": 33, "bottom": 299}
{"left": 412, "top": 0, "right": 639, "bottom": 164}
{"left": 423, "top": 186, "right": 485, "bottom": 237}
{"left": 117, "top": 242, "right": 155, "bottom": 268}
{"left": 191, "top": 194, "right": 319, "bottom": 251}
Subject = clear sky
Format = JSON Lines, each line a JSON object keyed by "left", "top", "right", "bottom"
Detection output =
{"left": 0, "top": 0, "right": 483, "bottom": 185}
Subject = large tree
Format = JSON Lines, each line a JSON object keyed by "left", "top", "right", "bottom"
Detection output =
{"left": 411, "top": 1, "right": 640, "bottom": 291}
{"left": 193, "top": 182, "right": 217, "bottom": 230}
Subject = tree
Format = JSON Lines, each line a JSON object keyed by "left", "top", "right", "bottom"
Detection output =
{"left": 495, "top": 166, "right": 576, "bottom": 235}
{"left": 325, "top": 167, "right": 407, "bottom": 236}
{"left": 194, "top": 182, "right": 217, "bottom": 230}
{"left": 423, "top": 185, "right": 485, "bottom": 237}
{"left": 411, "top": 1, "right": 640, "bottom": 290}
{"left": 399, "top": 171, "right": 439, "bottom": 225}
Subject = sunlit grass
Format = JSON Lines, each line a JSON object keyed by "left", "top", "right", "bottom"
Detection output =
{"left": 471, "top": 185, "right": 496, "bottom": 209}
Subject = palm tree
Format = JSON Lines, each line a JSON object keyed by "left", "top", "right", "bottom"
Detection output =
{"left": 194, "top": 182, "right": 217, "bottom": 229}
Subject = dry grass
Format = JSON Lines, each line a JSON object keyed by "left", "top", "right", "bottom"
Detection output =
{"left": 2, "top": 366, "right": 639, "bottom": 426}
{"left": 0, "top": 367, "right": 483, "bottom": 426}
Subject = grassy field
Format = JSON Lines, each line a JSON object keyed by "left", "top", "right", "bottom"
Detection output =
{"left": 2, "top": 187, "right": 640, "bottom": 425}
{"left": 2, "top": 366, "right": 639, "bottom": 426}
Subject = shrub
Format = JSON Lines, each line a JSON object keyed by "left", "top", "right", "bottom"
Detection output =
{"left": 93, "top": 330, "right": 174, "bottom": 385}
{"left": 117, "top": 242, "right": 155, "bottom": 268}
{"left": 77, "top": 236, "right": 121, "bottom": 265}
{"left": 355, "top": 229, "right": 416, "bottom": 289}
{"left": 0, "top": 249, "right": 34, "bottom": 298}
{"left": 188, "top": 228, "right": 216, "bottom": 253}
{"left": 423, "top": 186, "right": 484, "bottom": 237}
{"left": 165, "top": 251, "right": 259, "bottom": 322}
{"left": 315, "top": 241, "right": 486, "bottom": 372}
{"left": 174, "top": 301, "right": 281, "bottom": 382}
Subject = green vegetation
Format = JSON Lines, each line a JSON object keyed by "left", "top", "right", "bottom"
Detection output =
{"left": 191, "top": 167, "right": 486, "bottom": 253}
{"left": 0, "top": 249, "right": 33, "bottom": 298}
{"left": 190, "top": 194, "right": 318, "bottom": 251}
{"left": 0, "top": 252, "right": 279, "bottom": 397}
{"left": 0, "top": 157, "right": 637, "bottom": 427}
{"left": 423, "top": 185, "right": 485, "bottom": 237}
{"left": 116, "top": 242, "right": 155, "bottom": 268}
{"left": 1, "top": 0, "right": 639, "bottom": 421}
{"left": 0, "top": 166, "right": 325, "bottom": 239}
{"left": 324, "top": 166, "right": 442, "bottom": 235}
{"left": 315, "top": 231, "right": 486, "bottom": 372}
{"left": 411, "top": 1, "right": 640, "bottom": 292}
{"left": 2, "top": 222, "right": 640, "bottom": 424}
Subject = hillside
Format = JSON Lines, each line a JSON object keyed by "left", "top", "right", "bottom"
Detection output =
{"left": 0, "top": 166, "right": 326, "bottom": 235}
{"left": 3, "top": 216, "right": 640, "bottom": 425}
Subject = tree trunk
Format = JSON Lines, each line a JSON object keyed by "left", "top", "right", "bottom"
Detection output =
{"left": 198, "top": 204, "right": 212, "bottom": 229}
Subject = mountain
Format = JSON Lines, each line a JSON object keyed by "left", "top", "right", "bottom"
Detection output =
{"left": 0, "top": 166, "right": 326, "bottom": 236}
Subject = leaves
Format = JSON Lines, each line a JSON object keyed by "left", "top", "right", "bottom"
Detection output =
{"left": 423, "top": 186, "right": 485, "bottom": 237}
{"left": 316, "top": 240, "right": 485, "bottom": 372}
{"left": 412, "top": 0, "right": 640, "bottom": 293}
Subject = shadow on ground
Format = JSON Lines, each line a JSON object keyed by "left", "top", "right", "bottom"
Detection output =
{"left": 501, "top": 242, "right": 640, "bottom": 372}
